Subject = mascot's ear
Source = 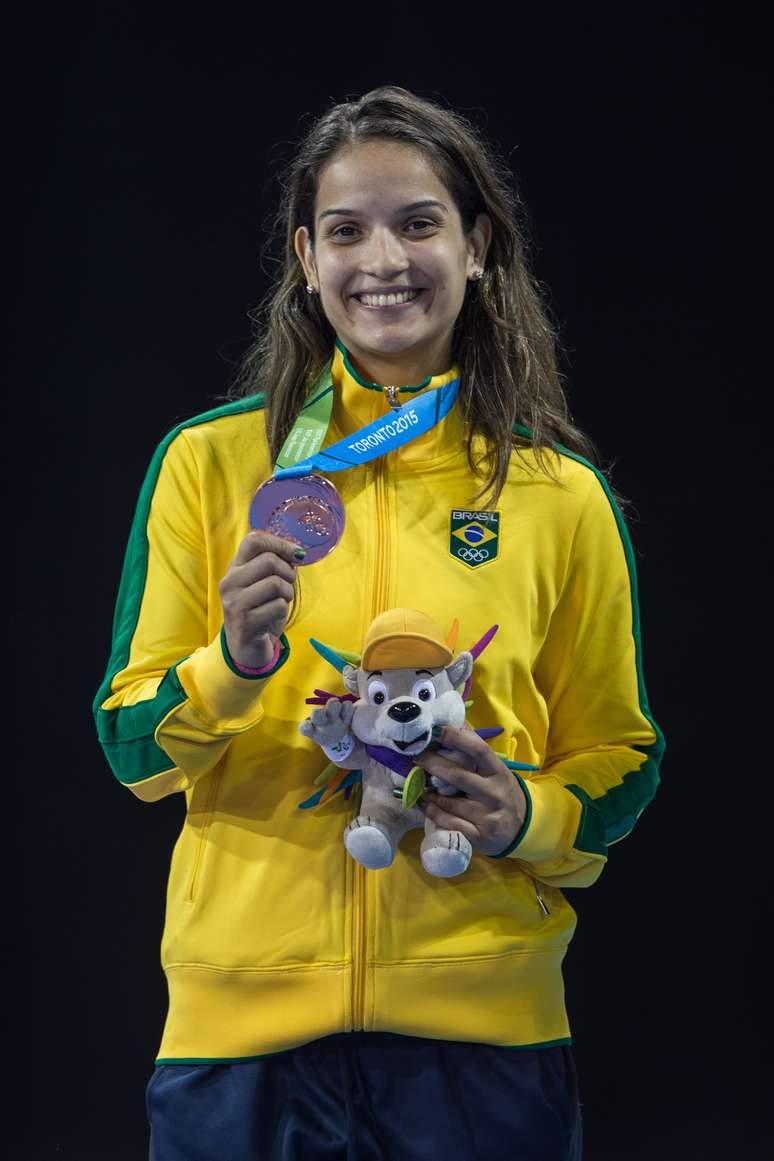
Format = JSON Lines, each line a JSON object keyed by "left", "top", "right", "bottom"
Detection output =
{"left": 446, "top": 651, "right": 473, "bottom": 689}
{"left": 342, "top": 664, "right": 361, "bottom": 696}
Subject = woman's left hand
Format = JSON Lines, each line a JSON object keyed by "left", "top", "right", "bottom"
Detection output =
{"left": 414, "top": 724, "right": 529, "bottom": 857}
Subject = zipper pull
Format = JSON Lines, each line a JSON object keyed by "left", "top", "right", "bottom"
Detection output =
{"left": 383, "top": 384, "right": 401, "bottom": 411}
{"left": 534, "top": 879, "right": 551, "bottom": 917}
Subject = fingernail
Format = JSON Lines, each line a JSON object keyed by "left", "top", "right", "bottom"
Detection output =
{"left": 431, "top": 726, "right": 444, "bottom": 738}
{"left": 293, "top": 548, "right": 306, "bottom": 560}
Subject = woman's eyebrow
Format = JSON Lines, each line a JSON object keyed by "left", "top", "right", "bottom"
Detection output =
{"left": 318, "top": 199, "right": 448, "bottom": 222}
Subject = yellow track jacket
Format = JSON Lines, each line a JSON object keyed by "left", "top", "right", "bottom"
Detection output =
{"left": 93, "top": 340, "right": 664, "bottom": 1062}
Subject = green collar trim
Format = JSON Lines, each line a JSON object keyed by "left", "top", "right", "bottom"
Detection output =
{"left": 334, "top": 337, "right": 433, "bottom": 393}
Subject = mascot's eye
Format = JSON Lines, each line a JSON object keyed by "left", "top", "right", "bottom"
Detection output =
{"left": 367, "top": 680, "right": 389, "bottom": 706}
{"left": 411, "top": 679, "right": 436, "bottom": 703}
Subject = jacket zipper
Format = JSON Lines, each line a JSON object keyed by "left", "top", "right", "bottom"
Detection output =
{"left": 383, "top": 385, "right": 401, "bottom": 410}
{"left": 351, "top": 858, "right": 366, "bottom": 1030}
{"left": 352, "top": 453, "right": 391, "bottom": 1030}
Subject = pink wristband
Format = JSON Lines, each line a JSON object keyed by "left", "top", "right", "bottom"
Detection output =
{"left": 233, "top": 638, "right": 282, "bottom": 676}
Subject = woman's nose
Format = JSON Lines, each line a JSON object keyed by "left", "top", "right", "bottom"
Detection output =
{"left": 361, "top": 228, "right": 410, "bottom": 278}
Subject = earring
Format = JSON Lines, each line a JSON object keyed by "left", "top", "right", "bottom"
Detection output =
{"left": 305, "top": 283, "right": 315, "bottom": 294}
{"left": 473, "top": 268, "right": 484, "bottom": 281}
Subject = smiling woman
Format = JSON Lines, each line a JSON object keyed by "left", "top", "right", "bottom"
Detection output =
{"left": 96, "top": 84, "right": 664, "bottom": 1161}
{"left": 232, "top": 84, "right": 601, "bottom": 508}
{"left": 294, "top": 143, "right": 492, "bottom": 387}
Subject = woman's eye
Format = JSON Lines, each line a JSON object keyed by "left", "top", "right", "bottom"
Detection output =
{"left": 331, "top": 220, "right": 435, "bottom": 239}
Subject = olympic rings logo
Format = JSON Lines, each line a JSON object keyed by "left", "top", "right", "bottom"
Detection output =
{"left": 456, "top": 546, "right": 490, "bottom": 563}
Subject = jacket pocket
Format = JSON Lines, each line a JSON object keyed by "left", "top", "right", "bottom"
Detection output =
{"left": 186, "top": 766, "right": 223, "bottom": 903}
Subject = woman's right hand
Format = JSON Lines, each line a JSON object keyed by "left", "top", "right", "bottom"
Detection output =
{"left": 219, "top": 530, "right": 303, "bottom": 670}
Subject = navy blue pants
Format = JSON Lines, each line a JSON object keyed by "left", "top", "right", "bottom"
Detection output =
{"left": 146, "top": 1031, "right": 583, "bottom": 1160}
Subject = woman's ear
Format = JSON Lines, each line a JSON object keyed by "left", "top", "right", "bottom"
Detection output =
{"left": 294, "top": 226, "right": 318, "bottom": 291}
{"left": 466, "top": 213, "right": 493, "bottom": 278}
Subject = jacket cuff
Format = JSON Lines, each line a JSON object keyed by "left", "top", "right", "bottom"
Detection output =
{"left": 174, "top": 629, "right": 290, "bottom": 731}
{"left": 219, "top": 625, "right": 289, "bottom": 680}
{"left": 489, "top": 776, "right": 582, "bottom": 862}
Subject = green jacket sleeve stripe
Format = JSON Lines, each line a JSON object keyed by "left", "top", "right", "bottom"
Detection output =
{"left": 514, "top": 424, "right": 666, "bottom": 852}
{"left": 92, "top": 393, "right": 267, "bottom": 784}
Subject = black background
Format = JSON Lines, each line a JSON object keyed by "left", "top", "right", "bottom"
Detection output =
{"left": 7, "top": 4, "right": 769, "bottom": 1158}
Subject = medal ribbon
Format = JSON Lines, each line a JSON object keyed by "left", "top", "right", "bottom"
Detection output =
{"left": 273, "top": 359, "right": 460, "bottom": 480}
{"left": 274, "top": 362, "right": 336, "bottom": 472}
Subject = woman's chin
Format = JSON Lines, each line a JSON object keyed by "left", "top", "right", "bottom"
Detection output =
{"left": 342, "top": 326, "right": 434, "bottom": 361}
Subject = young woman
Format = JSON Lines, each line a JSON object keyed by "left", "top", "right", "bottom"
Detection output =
{"left": 94, "top": 85, "right": 664, "bottom": 1161}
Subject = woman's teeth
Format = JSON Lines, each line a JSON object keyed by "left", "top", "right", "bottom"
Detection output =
{"left": 356, "top": 289, "right": 421, "bottom": 307}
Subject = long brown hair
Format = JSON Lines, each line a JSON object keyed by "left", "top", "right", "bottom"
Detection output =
{"left": 227, "top": 85, "right": 605, "bottom": 507}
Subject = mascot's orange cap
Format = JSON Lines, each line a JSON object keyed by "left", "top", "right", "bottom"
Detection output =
{"left": 361, "top": 609, "right": 454, "bottom": 670}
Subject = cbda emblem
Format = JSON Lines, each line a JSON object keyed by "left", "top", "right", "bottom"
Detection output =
{"left": 449, "top": 510, "right": 500, "bottom": 570}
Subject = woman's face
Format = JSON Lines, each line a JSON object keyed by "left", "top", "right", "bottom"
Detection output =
{"left": 294, "top": 139, "right": 491, "bottom": 379}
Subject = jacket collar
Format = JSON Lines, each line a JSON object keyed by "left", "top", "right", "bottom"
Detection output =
{"left": 329, "top": 338, "right": 465, "bottom": 466}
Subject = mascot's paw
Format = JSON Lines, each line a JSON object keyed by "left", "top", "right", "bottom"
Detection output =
{"left": 344, "top": 816, "right": 396, "bottom": 870}
{"left": 420, "top": 830, "right": 473, "bottom": 878}
{"left": 299, "top": 698, "right": 355, "bottom": 746}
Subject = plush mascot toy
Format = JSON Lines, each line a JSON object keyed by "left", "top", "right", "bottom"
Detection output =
{"left": 297, "top": 608, "right": 537, "bottom": 878}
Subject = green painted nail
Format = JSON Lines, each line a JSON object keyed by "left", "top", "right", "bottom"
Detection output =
{"left": 432, "top": 725, "right": 444, "bottom": 737}
{"left": 293, "top": 547, "right": 306, "bottom": 560}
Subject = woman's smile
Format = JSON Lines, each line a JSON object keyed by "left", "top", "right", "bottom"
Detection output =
{"left": 350, "top": 287, "right": 426, "bottom": 311}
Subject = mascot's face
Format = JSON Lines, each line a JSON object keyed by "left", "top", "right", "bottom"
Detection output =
{"left": 342, "top": 652, "right": 473, "bottom": 755}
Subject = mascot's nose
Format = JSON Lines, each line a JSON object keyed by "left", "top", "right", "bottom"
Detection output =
{"left": 387, "top": 701, "right": 421, "bottom": 723}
